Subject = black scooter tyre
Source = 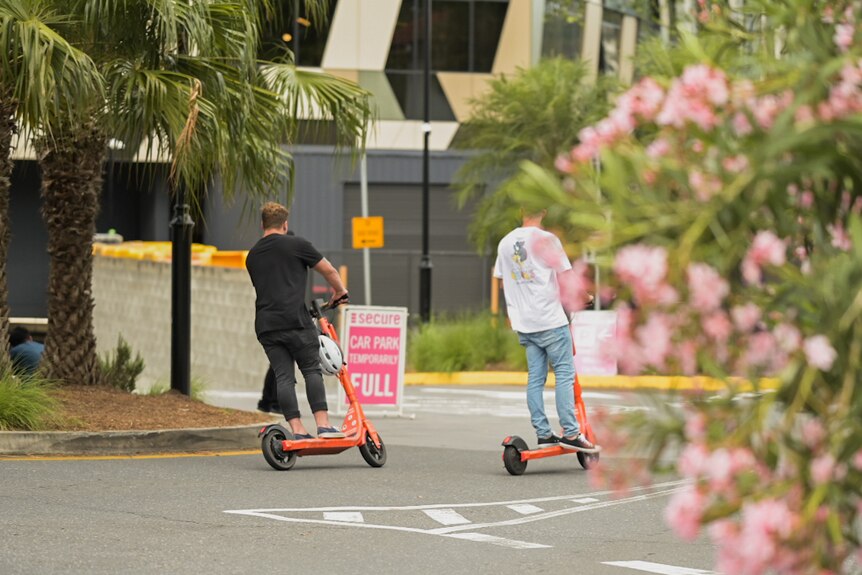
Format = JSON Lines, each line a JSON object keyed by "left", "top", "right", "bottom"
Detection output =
{"left": 503, "top": 445, "right": 527, "bottom": 476}
{"left": 358, "top": 432, "right": 387, "bottom": 467}
{"left": 577, "top": 451, "right": 600, "bottom": 470}
{"left": 261, "top": 426, "right": 297, "bottom": 471}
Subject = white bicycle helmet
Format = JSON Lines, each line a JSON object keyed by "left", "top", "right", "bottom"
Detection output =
{"left": 318, "top": 335, "right": 344, "bottom": 375}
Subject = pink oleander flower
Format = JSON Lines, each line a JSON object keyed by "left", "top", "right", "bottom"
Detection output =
{"left": 678, "top": 442, "right": 710, "bottom": 478}
{"left": 677, "top": 340, "right": 698, "bottom": 376}
{"left": 722, "top": 154, "right": 749, "bottom": 173}
{"left": 688, "top": 170, "right": 723, "bottom": 201}
{"left": 554, "top": 154, "right": 572, "bottom": 174}
{"left": 656, "top": 65, "right": 728, "bottom": 131}
{"left": 665, "top": 485, "right": 706, "bottom": 541}
{"left": 828, "top": 222, "right": 852, "bottom": 251}
{"left": 803, "top": 335, "right": 837, "bottom": 371}
{"left": 615, "top": 77, "right": 665, "bottom": 122}
{"left": 801, "top": 418, "right": 826, "bottom": 450}
{"left": 742, "top": 231, "right": 787, "bottom": 285}
{"left": 646, "top": 138, "right": 671, "bottom": 159}
{"left": 703, "top": 311, "right": 732, "bottom": 344}
{"left": 773, "top": 323, "right": 801, "bottom": 353}
{"left": 724, "top": 499, "right": 798, "bottom": 574}
{"left": 745, "top": 331, "right": 776, "bottom": 369}
{"left": 834, "top": 23, "right": 854, "bottom": 52}
{"left": 852, "top": 450, "right": 862, "bottom": 470}
{"left": 687, "top": 262, "right": 729, "bottom": 311}
{"left": 636, "top": 313, "right": 673, "bottom": 369}
{"left": 684, "top": 412, "right": 707, "bottom": 442}
{"left": 731, "top": 303, "right": 762, "bottom": 332}
{"left": 732, "top": 111, "right": 754, "bottom": 136}
{"left": 614, "top": 245, "right": 678, "bottom": 305}
{"left": 811, "top": 454, "right": 836, "bottom": 485}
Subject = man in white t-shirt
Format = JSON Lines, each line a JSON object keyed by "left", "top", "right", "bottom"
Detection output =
{"left": 494, "top": 209, "right": 599, "bottom": 453}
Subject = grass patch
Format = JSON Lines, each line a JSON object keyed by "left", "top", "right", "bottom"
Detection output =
{"left": 407, "top": 313, "right": 527, "bottom": 372}
{"left": 144, "top": 376, "right": 206, "bottom": 402}
{"left": 0, "top": 372, "right": 59, "bottom": 431}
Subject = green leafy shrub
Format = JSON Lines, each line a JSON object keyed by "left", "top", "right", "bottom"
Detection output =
{"left": 0, "top": 372, "right": 58, "bottom": 431}
{"left": 99, "top": 336, "right": 144, "bottom": 392}
{"left": 408, "top": 314, "right": 527, "bottom": 372}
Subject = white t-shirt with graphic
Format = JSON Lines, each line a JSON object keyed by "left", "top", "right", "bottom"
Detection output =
{"left": 494, "top": 227, "right": 571, "bottom": 334}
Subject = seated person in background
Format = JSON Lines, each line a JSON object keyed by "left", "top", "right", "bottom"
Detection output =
{"left": 9, "top": 327, "right": 44, "bottom": 375}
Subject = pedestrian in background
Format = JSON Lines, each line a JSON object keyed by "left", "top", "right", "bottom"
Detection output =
{"left": 9, "top": 327, "right": 44, "bottom": 375}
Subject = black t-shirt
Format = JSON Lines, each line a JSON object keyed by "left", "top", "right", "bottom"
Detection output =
{"left": 246, "top": 233, "right": 324, "bottom": 335}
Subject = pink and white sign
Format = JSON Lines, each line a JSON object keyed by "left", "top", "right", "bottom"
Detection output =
{"left": 340, "top": 306, "right": 408, "bottom": 412}
{"left": 570, "top": 311, "right": 618, "bottom": 376}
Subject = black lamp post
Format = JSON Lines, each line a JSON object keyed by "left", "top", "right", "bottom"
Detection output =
{"left": 170, "top": 184, "right": 193, "bottom": 396}
{"left": 419, "top": 0, "right": 433, "bottom": 323}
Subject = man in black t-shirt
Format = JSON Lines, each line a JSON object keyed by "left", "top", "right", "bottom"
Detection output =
{"left": 246, "top": 201, "right": 349, "bottom": 439}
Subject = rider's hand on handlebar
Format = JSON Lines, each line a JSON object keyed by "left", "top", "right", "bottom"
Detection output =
{"left": 327, "top": 290, "right": 349, "bottom": 309}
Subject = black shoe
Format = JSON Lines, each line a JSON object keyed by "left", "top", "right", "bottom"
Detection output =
{"left": 537, "top": 434, "right": 561, "bottom": 448}
{"left": 560, "top": 434, "right": 601, "bottom": 453}
{"left": 257, "top": 400, "right": 272, "bottom": 413}
{"left": 268, "top": 404, "right": 282, "bottom": 415}
{"left": 292, "top": 433, "right": 314, "bottom": 440}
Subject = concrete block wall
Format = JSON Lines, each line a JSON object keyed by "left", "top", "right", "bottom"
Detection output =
{"left": 92, "top": 256, "right": 268, "bottom": 392}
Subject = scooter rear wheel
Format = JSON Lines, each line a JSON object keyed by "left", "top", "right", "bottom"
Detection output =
{"left": 358, "top": 432, "right": 387, "bottom": 468}
{"left": 577, "top": 451, "right": 599, "bottom": 470}
{"left": 261, "top": 426, "right": 297, "bottom": 471}
{"left": 503, "top": 445, "right": 527, "bottom": 476}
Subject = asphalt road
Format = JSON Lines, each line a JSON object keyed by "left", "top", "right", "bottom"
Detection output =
{"left": 1, "top": 387, "right": 715, "bottom": 575}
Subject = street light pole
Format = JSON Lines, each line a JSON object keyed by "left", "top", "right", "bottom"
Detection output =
{"left": 419, "top": 0, "right": 433, "bottom": 323}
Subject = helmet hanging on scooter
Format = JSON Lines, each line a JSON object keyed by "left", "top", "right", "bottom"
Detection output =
{"left": 318, "top": 335, "right": 344, "bottom": 375}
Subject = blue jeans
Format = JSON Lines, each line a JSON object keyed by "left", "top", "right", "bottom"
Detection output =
{"left": 518, "top": 325, "right": 579, "bottom": 439}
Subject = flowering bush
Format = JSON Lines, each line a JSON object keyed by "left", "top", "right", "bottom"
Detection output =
{"left": 520, "top": 1, "right": 862, "bottom": 572}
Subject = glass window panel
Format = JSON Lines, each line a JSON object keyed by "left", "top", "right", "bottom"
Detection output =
{"left": 385, "top": 71, "right": 457, "bottom": 121}
{"left": 259, "top": 0, "right": 337, "bottom": 66}
{"left": 599, "top": 9, "right": 623, "bottom": 76}
{"left": 387, "top": 0, "right": 421, "bottom": 70}
{"left": 542, "top": 1, "right": 584, "bottom": 60}
{"left": 473, "top": 1, "right": 508, "bottom": 72}
{"left": 432, "top": 1, "right": 470, "bottom": 71}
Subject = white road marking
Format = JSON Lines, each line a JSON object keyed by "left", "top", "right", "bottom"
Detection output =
{"left": 423, "top": 509, "right": 472, "bottom": 525}
{"left": 323, "top": 512, "right": 364, "bottom": 523}
{"left": 224, "top": 480, "right": 688, "bottom": 549}
{"left": 571, "top": 497, "right": 599, "bottom": 503}
{"left": 602, "top": 560, "right": 716, "bottom": 574}
{"left": 507, "top": 504, "right": 544, "bottom": 515}
{"left": 445, "top": 533, "right": 550, "bottom": 549}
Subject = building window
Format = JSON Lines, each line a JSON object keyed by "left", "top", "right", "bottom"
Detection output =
{"left": 386, "top": 0, "right": 509, "bottom": 73}
{"left": 541, "top": 0, "right": 585, "bottom": 60}
{"left": 260, "top": 0, "right": 337, "bottom": 67}
{"left": 599, "top": 9, "right": 623, "bottom": 76}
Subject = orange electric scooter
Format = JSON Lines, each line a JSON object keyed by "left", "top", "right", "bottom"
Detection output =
{"left": 258, "top": 298, "right": 386, "bottom": 471}
{"left": 501, "top": 338, "right": 600, "bottom": 475}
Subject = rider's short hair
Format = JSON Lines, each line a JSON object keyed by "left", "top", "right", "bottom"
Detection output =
{"left": 261, "top": 202, "right": 290, "bottom": 230}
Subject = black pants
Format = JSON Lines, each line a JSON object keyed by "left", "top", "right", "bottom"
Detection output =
{"left": 258, "top": 328, "right": 328, "bottom": 420}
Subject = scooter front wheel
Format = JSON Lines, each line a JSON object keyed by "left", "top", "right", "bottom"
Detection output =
{"left": 577, "top": 451, "right": 599, "bottom": 470}
{"left": 358, "top": 432, "right": 387, "bottom": 468}
{"left": 503, "top": 445, "right": 527, "bottom": 476}
{"left": 261, "top": 425, "right": 297, "bottom": 471}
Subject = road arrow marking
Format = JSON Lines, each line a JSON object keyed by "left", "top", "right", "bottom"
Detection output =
{"left": 602, "top": 560, "right": 716, "bottom": 574}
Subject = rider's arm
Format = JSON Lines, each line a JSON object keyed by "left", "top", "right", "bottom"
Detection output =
{"left": 313, "top": 258, "right": 348, "bottom": 305}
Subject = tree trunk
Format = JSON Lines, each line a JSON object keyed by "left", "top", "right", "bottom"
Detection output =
{"left": 37, "top": 125, "right": 104, "bottom": 385}
{"left": 0, "top": 92, "right": 17, "bottom": 373}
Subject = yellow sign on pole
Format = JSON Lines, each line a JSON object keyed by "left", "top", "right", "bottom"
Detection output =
{"left": 352, "top": 216, "right": 384, "bottom": 249}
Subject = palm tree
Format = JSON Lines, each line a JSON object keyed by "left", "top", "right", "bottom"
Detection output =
{"left": 454, "top": 58, "right": 617, "bottom": 253}
{"left": 0, "top": 0, "right": 102, "bottom": 372}
{"left": 34, "top": 0, "right": 370, "bottom": 385}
